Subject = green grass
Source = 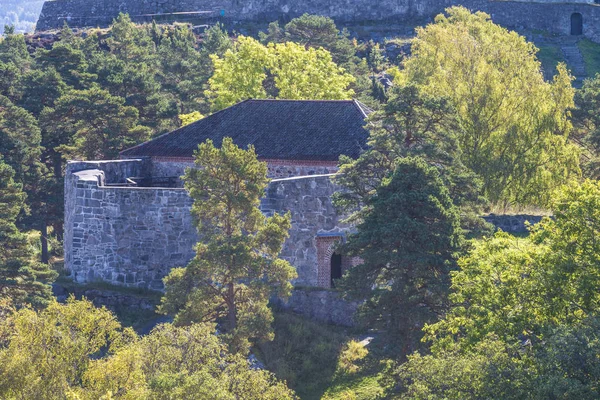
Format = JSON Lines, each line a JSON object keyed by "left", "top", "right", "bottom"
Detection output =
{"left": 323, "top": 370, "right": 389, "bottom": 400}
{"left": 256, "top": 312, "right": 392, "bottom": 399}
{"left": 536, "top": 44, "right": 564, "bottom": 78}
{"left": 578, "top": 39, "right": 600, "bottom": 78}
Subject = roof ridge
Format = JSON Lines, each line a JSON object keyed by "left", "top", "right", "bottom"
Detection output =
{"left": 120, "top": 97, "right": 370, "bottom": 160}
{"left": 247, "top": 98, "right": 355, "bottom": 103}
{"left": 120, "top": 98, "right": 253, "bottom": 156}
{"left": 352, "top": 99, "right": 374, "bottom": 117}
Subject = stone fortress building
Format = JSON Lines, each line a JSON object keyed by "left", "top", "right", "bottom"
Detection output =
{"left": 37, "top": 0, "right": 600, "bottom": 43}
{"left": 64, "top": 99, "right": 371, "bottom": 292}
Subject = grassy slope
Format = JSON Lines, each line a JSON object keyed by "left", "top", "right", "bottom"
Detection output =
{"left": 256, "top": 312, "right": 391, "bottom": 400}
{"left": 536, "top": 44, "right": 564, "bottom": 78}
{"left": 578, "top": 39, "right": 600, "bottom": 78}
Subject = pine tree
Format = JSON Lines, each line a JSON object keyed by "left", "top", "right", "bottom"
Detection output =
{"left": 160, "top": 138, "right": 297, "bottom": 352}
{"left": 341, "top": 157, "right": 464, "bottom": 358}
{"left": 0, "top": 159, "right": 56, "bottom": 308}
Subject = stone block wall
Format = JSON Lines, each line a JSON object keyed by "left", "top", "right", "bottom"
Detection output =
{"left": 64, "top": 161, "right": 197, "bottom": 290}
{"left": 37, "top": 0, "right": 444, "bottom": 31}
{"left": 64, "top": 159, "right": 545, "bottom": 294}
{"left": 37, "top": 0, "right": 600, "bottom": 44}
{"left": 65, "top": 161, "right": 350, "bottom": 289}
{"left": 261, "top": 174, "right": 354, "bottom": 287}
{"left": 276, "top": 289, "right": 359, "bottom": 327}
{"left": 265, "top": 160, "right": 338, "bottom": 179}
{"left": 129, "top": 156, "right": 339, "bottom": 183}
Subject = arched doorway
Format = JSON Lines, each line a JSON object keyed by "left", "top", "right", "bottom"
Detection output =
{"left": 571, "top": 13, "right": 583, "bottom": 36}
{"left": 330, "top": 252, "right": 342, "bottom": 288}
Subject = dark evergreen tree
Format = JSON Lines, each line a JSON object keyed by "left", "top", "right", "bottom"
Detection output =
{"left": 35, "top": 42, "right": 94, "bottom": 89}
{"left": 160, "top": 138, "right": 297, "bottom": 353}
{"left": 0, "top": 25, "right": 31, "bottom": 72}
{"left": 157, "top": 24, "right": 210, "bottom": 114}
{"left": 18, "top": 68, "right": 67, "bottom": 117}
{"left": 40, "top": 87, "right": 151, "bottom": 161}
{"left": 335, "top": 83, "right": 491, "bottom": 236}
{"left": 0, "top": 159, "right": 56, "bottom": 308}
{"left": 341, "top": 157, "right": 464, "bottom": 358}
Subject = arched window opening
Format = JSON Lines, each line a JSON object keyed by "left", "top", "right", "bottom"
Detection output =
{"left": 330, "top": 252, "right": 342, "bottom": 288}
{"left": 571, "top": 13, "right": 583, "bottom": 36}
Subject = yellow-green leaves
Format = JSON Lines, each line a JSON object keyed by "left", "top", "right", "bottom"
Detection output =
{"left": 268, "top": 41, "right": 355, "bottom": 100}
{"left": 207, "top": 36, "right": 355, "bottom": 111}
{"left": 208, "top": 36, "right": 270, "bottom": 111}
{"left": 179, "top": 111, "right": 204, "bottom": 127}
{"left": 0, "top": 299, "right": 295, "bottom": 399}
{"left": 399, "top": 7, "right": 580, "bottom": 207}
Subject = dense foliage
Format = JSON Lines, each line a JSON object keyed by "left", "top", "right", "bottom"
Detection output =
{"left": 160, "top": 138, "right": 297, "bottom": 352}
{"left": 0, "top": 13, "right": 380, "bottom": 261}
{"left": 340, "top": 157, "right": 464, "bottom": 357}
{"left": 0, "top": 159, "right": 55, "bottom": 308}
{"left": 397, "top": 180, "right": 600, "bottom": 398}
{"left": 0, "top": 298, "right": 295, "bottom": 399}
{"left": 3, "top": 6, "right": 600, "bottom": 399}
{"left": 207, "top": 35, "right": 355, "bottom": 110}
{"left": 397, "top": 7, "right": 580, "bottom": 207}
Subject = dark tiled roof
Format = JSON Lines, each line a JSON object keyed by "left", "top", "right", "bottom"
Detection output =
{"left": 120, "top": 99, "right": 371, "bottom": 161}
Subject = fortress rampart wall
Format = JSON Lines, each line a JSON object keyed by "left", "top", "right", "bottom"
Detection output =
{"left": 37, "top": 0, "right": 600, "bottom": 43}
{"left": 64, "top": 160, "right": 350, "bottom": 290}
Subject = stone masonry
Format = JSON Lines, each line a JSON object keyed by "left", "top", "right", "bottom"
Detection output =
{"left": 37, "top": 0, "right": 600, "bottom": 44}
{"left": 64, "top": 160, "right": 351, "bottom": 290}
{"left": 65, "top": 159, "right": 544, "bottom": 290}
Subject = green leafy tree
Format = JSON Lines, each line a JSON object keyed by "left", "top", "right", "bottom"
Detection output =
{"left": 572, "top": 73, "right": 600, "bottom": 178}
{"left": 397, "top": 180, "right": 600, "bottom": 398}
{"left": 0, "top": 160, "right": 56, "bottom": 308}
{"left": 0, "top": 95, "right": 42, "bottom": 185}
{"left": 207, "top": 36, "right": 354, "bottom": 110}
{"left": 398, "top": 7, "right": 580, "bottom": 206}
{"left": 179, "top": 111, "right": 203, "bottom": 126}
{"left": 91, "top": 14, "right": 176, "bottom": 133}
{"left": 0, "top": 26, "right": 30, "bottom": 72}
{"left": 427, "top": 181, "right": 600, "bottom": 351}
{"left": 0, "top": 298, "right": 295, "bottom": 399}
{"left": 40, "top": 87, "right": 151, "bottom": 161}
{"left": 82, "top": 323, "right": 295, "bottom": 399}
{"left": 0, "top": 94, "right": 61, "bottom": 262}
{"left": 259, "top": 14, "right": 376, "bottom": 106}
{"left": 18, "top": 67, "right": 67, "bottom": 117}
{"left": 160, "top": 138, "right": 297, "bottom": 352}
{"left": 268, "top": 41, "right": 356, "bottom": 100}
{"left": 280, "top": 14, "right": 356, "bottom": 66}
{"left": 207, "top": 36, "right": 271, "bottom": 111}
{"left": 341, "top": 157, "right": 464, "bottom": 357}
{"left": 0, "top": 61, "right": 22, "bottom": 100}
{"left": 156, "top": 24, "right": 211, "bottom": 115}
{"left": 34, "top": 40, "right": 93, "bottom": 89}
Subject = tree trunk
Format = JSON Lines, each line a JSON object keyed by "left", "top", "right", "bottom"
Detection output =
{"left": 53, "top": 152, "right": 62, "bottom": 179}
{"left": 227, "top": 282, "right": 237, "bottom": 332}
{"left": 40, "top": 221, "right": 49, "bottom": 264}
